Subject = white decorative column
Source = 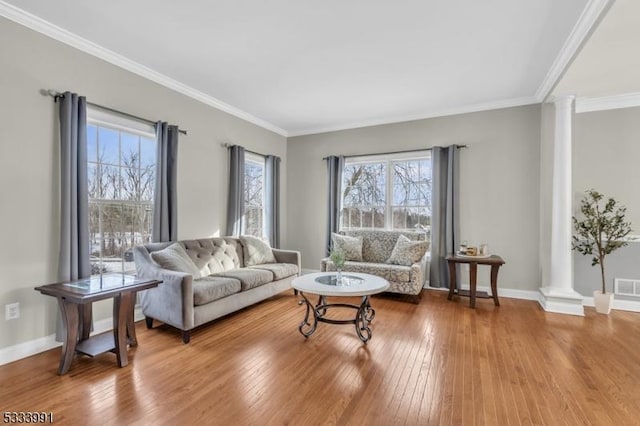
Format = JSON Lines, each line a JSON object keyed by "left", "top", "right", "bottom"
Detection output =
{"left": 539, "top": 95, "right": 584, "bottom": 315}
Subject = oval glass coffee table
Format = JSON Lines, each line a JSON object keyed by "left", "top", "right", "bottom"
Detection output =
{"left": 291, "top": 272, "right": 389, "bottom": 343}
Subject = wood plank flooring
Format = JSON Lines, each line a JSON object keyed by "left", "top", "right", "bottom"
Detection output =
{"left": 1, "top": 290, "right": 639, "bottom": 425}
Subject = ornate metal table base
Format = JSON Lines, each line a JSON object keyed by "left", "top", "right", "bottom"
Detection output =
{"left": 298, "top": 293, "right": 377, "bottom": 343}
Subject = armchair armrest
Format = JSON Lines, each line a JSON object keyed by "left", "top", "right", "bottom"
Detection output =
{"left": 320, "top": 257, "right": 329, "bottom": 272}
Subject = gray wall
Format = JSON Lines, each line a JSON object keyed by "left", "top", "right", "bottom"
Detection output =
{"left": 572, "top": 106, "right": 640, "bottom": 296}
{"left": 573, "top": 106, "right": 640, "bottom": 227}
{"left": 0, "top": 17, "right": 287, "bottom": 350}
{"left": 286, "top": 105, "right": 542, "bottom": 292}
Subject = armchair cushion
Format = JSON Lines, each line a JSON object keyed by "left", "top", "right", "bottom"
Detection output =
{"left": 387, "top": 235, "right": 429, "bottom": 266}
{"left": 151, "top": 243, "right": 202, "bottom": 278}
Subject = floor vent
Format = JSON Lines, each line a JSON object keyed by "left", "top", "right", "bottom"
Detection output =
{"left": 614, "top": 278, "right": 640, "bottom": 297}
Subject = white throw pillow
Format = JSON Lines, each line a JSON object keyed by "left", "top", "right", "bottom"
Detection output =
{"left": 240, "top": 235, "right": 277, "bottom": 266}
{"left": 386, "top": 235, "right": 428, "bottom": 266}
{"left": 332, "top": 233, "right": 363, "bottom": 261}
{"left": 151, "top": 243, "right": 202, "bottom": 278}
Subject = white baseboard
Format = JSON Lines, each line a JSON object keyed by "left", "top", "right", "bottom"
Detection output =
{"left": 582, "top": 296, "right": 640, "bottom": 312}
{"left": 0, "top": 306, "right": 144, "bottom": 366}
{"left": 427, "top": 284, "right": 540, "bottom": 301}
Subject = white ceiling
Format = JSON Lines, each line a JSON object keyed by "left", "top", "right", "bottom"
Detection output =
{"left": 2, "top": 0, "right": 597, "bottom": 136}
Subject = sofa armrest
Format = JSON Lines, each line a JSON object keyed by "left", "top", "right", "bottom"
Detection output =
{"left": 410, "top": 262, "right": 424, "bottom": 289}
{"left": 320, "top": 257, "right": 329, "bottom": 272}
{"left": 272, "top": 249, "right": 302, "bottom": 275}
{"left": 133, "top": 246, "right": 195, "bottom": 330}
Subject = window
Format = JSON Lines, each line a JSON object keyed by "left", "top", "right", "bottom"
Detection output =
{"left": 243, "top": 152, "right": 265, "bottom": 237}
{"left": 87, "top": 108, "right": 156, "bottom": 274}
{"left": 341, "top": 152, "right": 431, "bottom": 231}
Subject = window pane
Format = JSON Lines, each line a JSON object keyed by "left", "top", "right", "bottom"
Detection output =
{"left": 341, "top": 156, "right": 431, "bottom": 231}
{"left": 244, "top": 163, "right": 263, "bottom": 206}
{"left": 101, "top": 165, "right": 120, "bottom": 200}
{"left": 245, "top": 207, "right": 263, "bottom": 237}
{"left": 87, "top": 125, "right": 97, "bottom": 162}
{"left": 341, "top": 162, "right": 386, "bottom": 207}
{"left": 140, "top": 166, "right": 155, "bottom": 202}
{"left": 120, "top": 166, "right": 139, "bottom": 200}
{"left": 140, "top": 137, "right": 156, "bottom": 167}
{"left": 87, "top": 120, "right": 156, "bottom": 276}
{"left": 121, "top": 133, "right": 139, "bottom": 166}
{"left": 98, "top": 127, "right": 119, "bottom": 165}
{"left": 88, "top": 164, "right": 98, "bottom": 199}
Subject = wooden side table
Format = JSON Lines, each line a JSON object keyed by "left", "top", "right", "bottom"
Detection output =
{"left": 35, "top": 274, "right": 161, "bottom": 375}
{"left": 446, "top": 254, "right": 505, "bottom": 308}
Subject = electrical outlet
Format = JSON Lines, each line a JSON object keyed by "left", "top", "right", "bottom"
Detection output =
{"left": 5, "top": 303, "right": 19, "bottom": 320}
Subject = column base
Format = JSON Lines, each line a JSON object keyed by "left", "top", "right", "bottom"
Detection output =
{"left": 538, "top": 287, "right": 584, "bottom": 316}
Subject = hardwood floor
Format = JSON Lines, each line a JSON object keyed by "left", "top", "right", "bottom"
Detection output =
{"left": 1, "top": 290, "right": 639, "bottom": 425}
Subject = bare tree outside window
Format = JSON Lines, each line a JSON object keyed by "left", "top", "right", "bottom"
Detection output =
{"left": 341, "top": 157, "right": 431, "bottom": 232}
{"left": 87, "top": 124, "right": 156, "bottom": 274}
{"left": 243, "top": 159, "right": 264, "bottom": 237}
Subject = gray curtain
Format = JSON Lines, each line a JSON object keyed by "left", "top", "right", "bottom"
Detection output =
{"left": 265, "top": 155, "right": 281, "bottom": 248}
{"left": 325, "top": 155, "right": 345, "bottom": 256}
{"left": 153, "top": 122, "right": 179, "bottom": 242}
{"left": 57, "top": 91, "right": 90, "bottom": 340}
{"left": 226, "top": 145, "right": 245, "bottom": 236}
{"left": 430, "top": 145, "right": 460, "bottom": 288}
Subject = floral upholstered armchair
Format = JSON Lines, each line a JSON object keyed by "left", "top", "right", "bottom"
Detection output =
{"left": 321, "top": 229, "right": 429, "bottom": 303}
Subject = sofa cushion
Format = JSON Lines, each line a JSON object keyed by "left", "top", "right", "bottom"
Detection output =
{"left": 151, "top": 243, "right": 202, "bottom": 278}
{"left": 248, "top": 263, "right": 299, "bottom": 280}
{"left": 192, "top": 276, "right": 241, "bottom": 306}
{"left": 212, "top": 268, "right": 274, "bottom": 291}
{"left": 387, "top": 235, "right": 428, "bottom": 266}
{"left": 325, "top": 260, "right": 412, "bottom": 283}
{"left": 332, "top": 233, "right": 363, "bottom": 261}
{"left": 240, "top": 235, "right": 277, "bottom": 266}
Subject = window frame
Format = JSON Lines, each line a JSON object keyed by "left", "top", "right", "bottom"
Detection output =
{"left": 242, "top": 151, "right": 266, "bottom": 238}
{"left": 86, "top": 106, "right": 156, "bottom": 275}
{"left": 341, "top": 151, "right": 431, "bottom": 231}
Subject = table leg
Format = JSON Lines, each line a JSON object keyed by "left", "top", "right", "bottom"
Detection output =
{"left": 469, "top": 262, "right": 478, "bottom": 308}
{"left": 316, "top": 295, "right": 327, "bottom": 317}
{"left": 126, "top": 291, "right": 138, "bottom": 346}
{"left": 490, "top": 264, "right": 501, "bottom": 306}
{"left": 355, "top": 296, "right": 373, "bottom": 343}
{"left": 79, "top": 304, "right": 92, "bottom": 340}
{"left": 56, "top": 297, "right": 79, "bottom": 375}
{"left": 298, "top": 292, "right": 318, "bottom": 338}
{"left": 447, "top": 260, "right": 456, "bottom": 300}
{"left": 113, "top": 292, "right": 134, "bottom": 368}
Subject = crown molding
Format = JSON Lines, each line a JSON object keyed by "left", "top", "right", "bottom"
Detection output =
{"left": 0, "top": 1, "right": 288, "bottom": 137}
{"left": 535, "top": 0, "right": 614, "bottom": 102}
{"left": 575, "top": 92, "right": 640, "bottom": 113}
{"left": 288, "top": 96, "right": 539, "bottom": 137}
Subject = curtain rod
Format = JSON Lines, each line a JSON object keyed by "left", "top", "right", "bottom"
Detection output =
{"left": 45, "top": 90, "right": 188, "bottom": 135}
{"left": 322, "top": 145, "right": 467, "bottom": 160}
{"left": 221, "top": 143, "right": 266, "bottom": 157}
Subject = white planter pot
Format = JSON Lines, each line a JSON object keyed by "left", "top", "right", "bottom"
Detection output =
{"left": 593, "top": 291, "right": 614, "bottom": 314}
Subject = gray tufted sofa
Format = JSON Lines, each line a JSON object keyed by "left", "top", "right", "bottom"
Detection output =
{"left": 134, "top": 237, "right": 300, "bottom": 343}
{"left": 321, "top": 230, "right": 428, "bottom": 303}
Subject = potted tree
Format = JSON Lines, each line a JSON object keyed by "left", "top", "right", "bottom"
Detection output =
{"left": 572, "top": 189, "right": 632, "bottom": 314}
